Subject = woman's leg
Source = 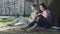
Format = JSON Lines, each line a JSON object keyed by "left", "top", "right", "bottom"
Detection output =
{"left": 26, "top": 23, "right": 37, "bottom": 31}
{"left": 28, "top": 20, "right": 36, "bottom": 27}
{"left": 21, "top": 20, "right": 36, "bottom": 30}
{"left": 37, "top": 17, "right": 51, "bottom": 28}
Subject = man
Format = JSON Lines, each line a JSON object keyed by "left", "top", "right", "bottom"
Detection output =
{"left": 7, "top": 4, "right": 38, "bottom": 26}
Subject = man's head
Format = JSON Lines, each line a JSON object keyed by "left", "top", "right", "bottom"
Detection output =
{"left": 31, "top": 4, "right": 37, "bottom": 11}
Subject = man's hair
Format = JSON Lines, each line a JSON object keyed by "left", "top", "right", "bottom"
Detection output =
{"left": 31, "top": 4, "right": 37, "bottom": 8}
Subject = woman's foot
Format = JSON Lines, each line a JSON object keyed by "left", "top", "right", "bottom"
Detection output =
{"left": 21, "top": 26, "right": 30, "bottom": 31}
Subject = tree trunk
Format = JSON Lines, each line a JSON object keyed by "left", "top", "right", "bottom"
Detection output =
{"left": 49, "top": 0, "right": 60, "bottom": 26}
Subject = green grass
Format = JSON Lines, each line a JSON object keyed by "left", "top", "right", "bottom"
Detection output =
{"left": 0, "top": 16, "right": 29, "bottom": 23}
{"left": 25, "top": 16, "right": 30, "bottom": 18}
{"left": 0, "top": 17, "right": 16, "bottom": 22}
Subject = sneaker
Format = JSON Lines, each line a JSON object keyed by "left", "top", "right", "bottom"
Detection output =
{"left": 7, "top": 24, "right": 14, "bottom": 27}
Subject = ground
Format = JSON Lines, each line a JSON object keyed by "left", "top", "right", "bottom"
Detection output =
{"left": 0, "top": 23, "right": 60, "bottom": 34}
{"left": 0, "top": 16, "right": 60, "bottom": 34}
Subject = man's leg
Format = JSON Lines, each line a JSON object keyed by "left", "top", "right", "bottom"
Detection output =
{"left": 19, "top": 17, "right": 30, "bottom": 26}
{"left": 10, "top": 16, "right": 31, "bottom": 26}
{"left": 11, "top": 17, "right": 20, "bottom": 25}
{"left": 7, "top": 17, "right": 20, "bottom": 26}
{"left": 7, "top": 16, "right": 31, "bottom": 26}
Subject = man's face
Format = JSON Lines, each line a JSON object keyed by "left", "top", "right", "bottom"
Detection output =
{"left": 31, "top": 5, "right": 35, "bottom": 11}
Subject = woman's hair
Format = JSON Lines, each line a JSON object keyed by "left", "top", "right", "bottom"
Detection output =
{"left": 40, "top": 3, "right": 47, "bottom": 9}
{"left": 31, "top": 4, "right": 37, "bottom": 8}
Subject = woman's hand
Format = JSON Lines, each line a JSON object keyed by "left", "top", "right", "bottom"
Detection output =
{"left": 35, "top": 13, "right": 42, "bottom": 18}
{"left": 38, "top": 13, "right": 42, "bottom": 15}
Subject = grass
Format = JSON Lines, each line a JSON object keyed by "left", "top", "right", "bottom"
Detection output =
{"left": 25, "top": 15, "right": 30, "bottom": 18}
{"left": 0, "top": 16, "right": 60, "bottom": 34}
{"left": 0, "top": 17, "right": 16, "bottom": 22}
{"left": 0, "top": 16, "right": 30, "bottom": 23}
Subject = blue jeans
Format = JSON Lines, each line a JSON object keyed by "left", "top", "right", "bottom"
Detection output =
{"left": 28, "top": 17, "right": 51, "bottom": 28}
{"left": 12, "top": 16, "right": 30, "bottom": 26}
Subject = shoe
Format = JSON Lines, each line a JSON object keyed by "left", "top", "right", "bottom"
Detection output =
{"left": 7, "top": 24, "right": 13, "bottom": 27}
{"left": 21, "top": 26, "right": 30, "bottom": 31}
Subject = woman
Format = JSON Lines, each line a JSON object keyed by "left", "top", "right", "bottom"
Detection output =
{"left": 36, "top": 3, "right": 51, "bottom": 28}
{"left": 21, "top": 3, "right": 52, "bottom": 31}
{"left": 7, "top": 4, "right": 38, "bottom": 26}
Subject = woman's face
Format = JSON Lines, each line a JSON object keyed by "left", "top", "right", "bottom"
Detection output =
{"left": 39, "top": 5, "right": 45, "bottom": 11}
{"left": 31, "top": 5, "right": 36, "bottom": 11}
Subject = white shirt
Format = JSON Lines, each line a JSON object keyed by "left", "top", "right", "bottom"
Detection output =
{"left": 30, "top": 10, "right": 38, "bottom": 21}
{"left": 42, "top": 10, "right": 48, "bottom": 18}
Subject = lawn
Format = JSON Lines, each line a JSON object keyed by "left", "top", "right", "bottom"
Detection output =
{"left": 0, "top": 16, "right": 30, "bottom": 22}
{"left": 0, "top": 17, "right": 16, "bottom": 22}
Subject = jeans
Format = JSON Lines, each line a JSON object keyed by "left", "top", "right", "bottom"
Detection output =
{"left": 28, "top": 17, "right": 51, "bottom": 28}
{"left": 12, "top": 16, "right": 30, "bottom": 26}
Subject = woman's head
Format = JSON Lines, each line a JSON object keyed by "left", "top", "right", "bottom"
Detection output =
{"left": 31, "top": 4, "right": 37, "bottom": 11}
{"left": 39, "top": 3, "right": 47, "bottom": 11}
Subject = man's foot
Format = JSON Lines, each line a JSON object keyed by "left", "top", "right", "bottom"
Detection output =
{"left": 7, "top": 24, "right": 14, "bottom": 27}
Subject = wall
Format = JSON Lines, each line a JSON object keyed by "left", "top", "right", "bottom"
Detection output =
{"left": 49, "top": 0, "right": 60, "bottom": 25}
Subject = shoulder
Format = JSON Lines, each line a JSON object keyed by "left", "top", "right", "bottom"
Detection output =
{"left": 47, "top": 9, "right": 50, "bottom": 12}
{"left": 34, "top": 10, "right": 38, "bottom": 14}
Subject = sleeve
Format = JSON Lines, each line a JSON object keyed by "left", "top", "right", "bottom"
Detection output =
{"left": 34, "top": 11, "right": 38, "bottom": 19}
{"left": 42, "top": 11, "right": 48, "bottom": 18}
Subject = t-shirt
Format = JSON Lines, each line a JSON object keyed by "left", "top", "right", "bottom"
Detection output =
{"left": 42, "top": 9, "right": 51, "bottom": 18}
{"left": 42, "top": 10, "right": 48, "bottom": 18}
{"left": 30, "top": 10, "right": 38, "bottom": 22}
{"left": 37, "top": 9, "right": 51, "bottom": 21}
{"left": 42, "top": 9, "right": 51, "bottom": 23}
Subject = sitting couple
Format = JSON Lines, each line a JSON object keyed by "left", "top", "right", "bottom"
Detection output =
{"left": 7, "top": 3, "right": 52, "bottom": 31}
